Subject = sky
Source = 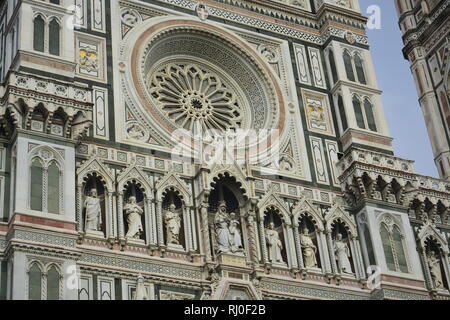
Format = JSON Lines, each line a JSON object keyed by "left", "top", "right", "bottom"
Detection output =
{"left": 359, "top": 0, "right": 438, "bottom": 178}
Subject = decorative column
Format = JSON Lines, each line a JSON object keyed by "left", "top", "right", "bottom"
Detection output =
{"left": 200, "top": 202, "right": 212, "bottom": 262}
{"left": 144, "top": 196, "right": 151, "bottom": 245}
{"left": 284, "top": 226, "right": 297, "bottom": 269}
{"left": 183, "top": 205, "right": 193, "bottom": 252}
{"left": 318, "top": 230, "right": 332, "bottom": 275}
{"left": 293, "top": 222, "right": 305, "bottom": 270}
{"left": 354, "top": 238, "right": 366, "bottom": 279}
{"left": 149, "top": 199, "right": 157, "bottom": 245}
{"left": 42, "top": 167, "right": 48, "bottom": 212}
{"left": 117, "top": 192, "right": 125, "bottom": 240}
{"left": 246, "top": 204, "right": 259, "bottom": 265}
{"left": 106, "top": 191, "right": 114, "bottom": 240}
{"left": 258, "top": 213, "right": 269, "bottom": 265}
{"left": 326, "top": 231, "right": 338, "bottom": 274}
{"left": 419, "top": 246, "right": 434, "bottom": 290}
{"left": 76, "top": 185, "right": 83, "bottom": 232}
{"left": 442, "top": 252, "right": 450, "bottom": 290}
{"left": 190, "top": 207, "right": 198, "bottom": 251}
{"left": 348, "top": 237, "right": 361, "bottom": 279}
{"left": 156, "top": 200, "right": 165, "bottom": 247}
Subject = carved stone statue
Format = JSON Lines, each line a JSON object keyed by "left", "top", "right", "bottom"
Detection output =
{"left": 132, "top": 274, "right": 149, "bottom": 300}
{"left": 300, "top": 227, "right": 318, "bottom": 268}
{"left": 334, "top": 233, "right": 353, "bottom": 274}
{"left": 265, "top": 222, "right": 284, "bottom": 264}
{"left": 229, "top": 212, "right": 243, "bottom": 252}
{"left": 428, "top": 250, "right": 444, "bottom": 289}
{"left": 164, "top": 204, "right": 182, "bottom": 245}
{"left": 84, "top": 188, "right": 102, "bottom": 232}
{"left": 124, "top": 196, "right": 143, "bottom": 239}
{"left": 214, "top": 201, "right": 243, "bottom": 254}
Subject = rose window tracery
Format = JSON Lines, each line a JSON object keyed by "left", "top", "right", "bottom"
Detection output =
{"left": 148, "top": 63, "right": 243, "bottom": 132}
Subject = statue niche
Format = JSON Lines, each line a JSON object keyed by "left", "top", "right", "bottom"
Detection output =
{"left": 123, "top": 183, "right": 145, "bottom": 242}
{"left": 299, "top": 217, "right": 321, "bottom": 269}
{"left": 264, "top": 207, "right": 287, "bottom": 266}
{"left": 162, "top": 189, "right": 184, "bottom": 250}
{"left": 83, "top": 174, "right": 106, "bottom": 236}
{"left": 208, "top": 177, "right": 246, "bottom": 257}
{"left": 332, "top": 223, "right": 354, "bottom": 275}
{"left": 426, "top": 240, "right": 448, "bottom": 290}
{"left": 213, "top": 201, "right": 244, "bottom": 254}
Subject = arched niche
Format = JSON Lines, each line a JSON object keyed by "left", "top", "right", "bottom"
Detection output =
{"left": 123, "top": 182, "right": 146, "bottom": 242}
{"left": 154, "top": 171, "right": 195, "bottom": 252}
{"left": 331, "top": 221, "right": 356, "bottom": 275}
{"left": 424, "top": 238, "right": 449, "bottom": 291}
{"left": 117, "top": 165, "right": 153, "bottom": 245}
{"left": 208, "top": 173, "right": 248, "bottom": 258}
{"left": 161, "top": 188, "right": 185, "bottom": 250}
{"left": 82, "top": 173, "right": 108, "bottom": 236}
{"left": 263, "top": 206, "right": 288, "bottom": 266}
{"left": 76, "top": 156, "right": 115, "bottom": 240}
{"left": 298, "top": 215, "right": 322, "bottom": 270}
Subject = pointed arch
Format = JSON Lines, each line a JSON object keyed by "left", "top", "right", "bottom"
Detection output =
{"left": 155, "top": 171, "right": 192, "bottom": 206}
{"left": 76, "top": 155, "right": 114, "bottom": 191}
{"left": 257, "top": 187, "right": 291, "bottom": 226}
{"left": 117, "top": 165, "right": 152, "bottom": 196}
{"left": 324, "top": 202, "right": 357, "bottom": 236}
{"left": 418, "top": 221, "right": 449, "bottom": 254}
{"left": 33, "top": 14, "right": 45, "bottom": 52}
{"left": 291, "top": 196, "right": 324, "bottom": 231}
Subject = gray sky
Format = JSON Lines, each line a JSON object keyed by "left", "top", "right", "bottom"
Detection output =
{"left": 359, "top": 0, "right": 438, "bottom": 177}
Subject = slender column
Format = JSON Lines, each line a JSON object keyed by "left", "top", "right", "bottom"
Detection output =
{"left": 442, "top": 252, "right": 450, "bottom": 290}
{"left": 76, "top": 185, "right": 83, "bottom": 232}
{"left": 318, "top": 231, "right": 331, "bottom": 274}
{"left": 149, "top": 199, "right": 157, "bottom": 245}
{"left": 258, "top": 215, "right": 269, "bottom": 265}
{"left": 144, "top": 196, "right": 151, "bottom": 245}
{"left": 117, "top": 192, "right": 125, "bottom": 239}
{"left": 106, "top": 191, "right": 114, "bottom": 239}
{"left": 156, "top": 200, "right": 165, "bottom": 247}
{"left": 43, "top": 168, "right": 48, "bottom": 212}
{"left": 420, "top": 247, "right": 434, "bottom": 290}
{"left": 246, "top": 210, "right": 259, "bottom": 264}
{"left": 326, "top": 231, "right": 338, "bottom": 274}
{"left": 293, "top": 225, "right": 305, "bottom": 270}
{"left": 183, "top": 206, "right": 193, "bottom": 252}
{"left": 284, "top": 226, "right": 297, "bottom": 268}
{"left": 190, "top": 207, "right": 198, "bottom": 251}
{"left": 354, "top": 238, "right": 366, "bottom": 278}
{"left": 349, "top": 238, "right": 360, "bottom": 279}
{"left": 200, "top": 202, "right": 212, "bottom": 262}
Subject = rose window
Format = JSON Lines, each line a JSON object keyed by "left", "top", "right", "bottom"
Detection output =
{"left": 148, "top": 63, "right": 243, "bottom": 132}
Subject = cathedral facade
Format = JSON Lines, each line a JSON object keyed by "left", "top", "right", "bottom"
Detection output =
{"left": 396, "top": 0, "right": 450, "bottom": 180}
{"left": 0, "top": 0, "right": 449, "bottom": 300}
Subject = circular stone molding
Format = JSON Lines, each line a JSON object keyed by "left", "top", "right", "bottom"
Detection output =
{"left": 126, "top": 18, "right": 287, "bottom": 152}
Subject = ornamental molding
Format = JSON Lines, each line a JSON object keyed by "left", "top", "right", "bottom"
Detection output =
{"left": 402, "top": 0, "right": 450, "bottom": 50}
{"left": 79, "top": 265, "right": 203, "bottom": 290}
{"left": 123, "top": 0, "right": 368, "bottom": 46}
{"left": 78, "top": 252, "right": 203, "bottom": 280}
